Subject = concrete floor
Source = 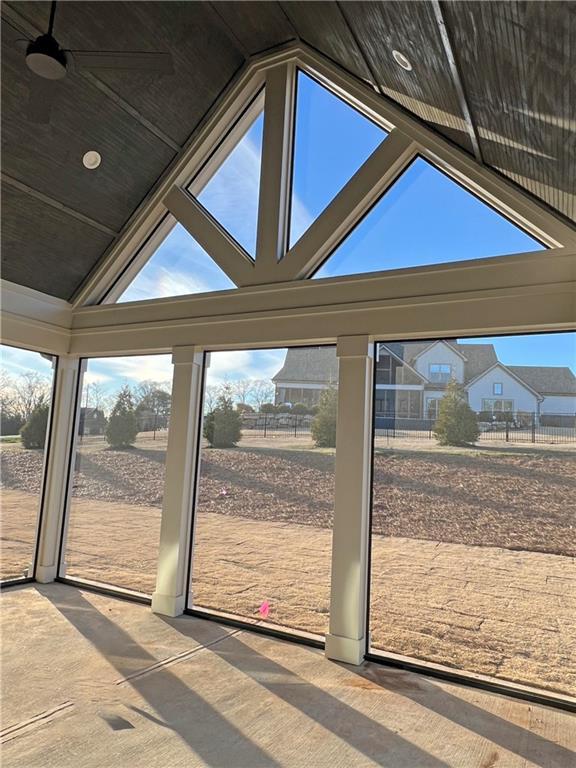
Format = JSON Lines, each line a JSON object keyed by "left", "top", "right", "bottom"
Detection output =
{"left": 1, "top": 584, "right": 575, "bottom": 768}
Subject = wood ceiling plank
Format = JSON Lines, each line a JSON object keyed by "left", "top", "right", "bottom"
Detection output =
{"left": 1, "top": 17, "right": 176, "bottom": 233}
{"left": 280, "top": 1, "right": 374, "bottom": 84}
{"left": 210, "top": 2, "right": 296, "bottom": 55}
{"left": 9, "top": 0, "right": 245, "bottom": 148}
{"left": 1, "top": 182, "right": 113, "bottom": 299}
{"left": 444, "top": 0, "right": 576, "bottom": 223}
{"left": 340, "top": 0, "right": 473, "bottom": 154}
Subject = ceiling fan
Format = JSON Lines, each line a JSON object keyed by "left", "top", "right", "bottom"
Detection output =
{"left": 20, "top": 0, "right": 174, "bottom": 123}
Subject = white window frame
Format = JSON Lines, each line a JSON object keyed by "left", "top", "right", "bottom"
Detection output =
{"left": 429, "top": 363, "right": 452, "bottom": 383}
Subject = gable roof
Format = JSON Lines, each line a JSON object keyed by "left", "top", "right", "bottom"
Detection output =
{"left": 507, "top": 366, "right": 576, "bottom": 395}
{"left": 399, "top": 341, "right": 498, "bottom": 382}
{"left": 2, "top": 2, "right": 575, "bottom": 299}
{"left": 272, "top": 347, "right": 339, "bottom": 385}
{"left": 465, "top": 362, "right": 543, "bottom": 398}
{"left": 410, "top": 339, "right": 468, "bottom": 362}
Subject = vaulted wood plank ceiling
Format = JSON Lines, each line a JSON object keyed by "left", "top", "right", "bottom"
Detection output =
{"left": 2, "top": 0, "right": 574, "bottom": 300}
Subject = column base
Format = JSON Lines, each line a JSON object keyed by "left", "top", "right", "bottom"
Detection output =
{"left": 151, "top": 591, "right": 186, "bottom": 617}
{"left": 35, "top": 564, "right": 58, "bottom": 583}
{"left": 325, "top": 633, "right": 365, "bottom": 665}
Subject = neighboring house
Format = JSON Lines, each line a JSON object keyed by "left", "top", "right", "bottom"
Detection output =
{"left": 273, "top": 347, "right": 339, "bottom": 406}
{"left": 78, "top": 407, "right": 107, "bottom": 436}
{"left": 273, "top": 342, "right": 576, "bottom": 424}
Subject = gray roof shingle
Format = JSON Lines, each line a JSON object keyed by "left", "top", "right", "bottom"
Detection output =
{"left": 272, "top": 346, "right": 339, "bottom": 384}
{"left": 507, "top": 366, "right": 576, "bottom": 395}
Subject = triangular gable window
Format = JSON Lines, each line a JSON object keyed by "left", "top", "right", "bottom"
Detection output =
{"left": 289, "top": 71, "right": 387, "bottom": 247}
{"left": 313, "top": 157, "right": 545, "bottom": 280}
{"left": 190, "top": 109, "right": 264, "bottom": 258}
{"left": 116, "top": 216, "right": 235, "bottom": 303}
{"left": 113, "top": 104, "right": 264, "bottom": 303}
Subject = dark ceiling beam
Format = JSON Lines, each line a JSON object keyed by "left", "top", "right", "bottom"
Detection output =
{"left": 1, "top": 173, "right": 118, "bottom": 237}
{"left": 1, "top": 4, "right": 181, "bottom": 153}
{"left": 430, "top": 0, "right": 483, "bottom": 163}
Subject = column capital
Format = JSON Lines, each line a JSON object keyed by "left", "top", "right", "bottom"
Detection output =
{"left": 57, "top": 354, "right": 82, "bottom": 371}
{"left": 172, "top": 345, "right": 201, "bottom": 366}
{"left": 336, "top": 335, "right": 373, "bottom": 359}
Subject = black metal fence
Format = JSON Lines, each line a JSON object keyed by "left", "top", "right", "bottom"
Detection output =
{"left": 240, "top": 413, "right": 313, "bottom": 438}
{"left": 374, "top": 412, "right": 576, "bottom": 445}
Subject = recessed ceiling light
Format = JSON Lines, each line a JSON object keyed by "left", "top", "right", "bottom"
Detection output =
{"left": 392, "top": 50, "right": 412, "bottom": 72}
{"left": 82, "top": 150, "right": 101, "bottom": 170}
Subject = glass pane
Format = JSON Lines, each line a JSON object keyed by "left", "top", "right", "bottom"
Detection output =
{"left": 289, "top": 71, "right": 387, "bottom": 247}
{"left": 0, "top": 345, "right": 56, "bottom": 581}
{"left": 196, "top": 111, "right": 264, "bottom": 257}
{"left": 190, "top": 346, "right": 337, "bottom": 636}
{"left": 117, "top": 218, "right": 235, "bottom": 303}
{"left": 315, "top": 157, "right": 544, "bottom": 279}
{"left": 62, "top": 355, "right": 173, "bottom": 594}
{"left": 370, "top": 332, "right": 576, "bottom": 695}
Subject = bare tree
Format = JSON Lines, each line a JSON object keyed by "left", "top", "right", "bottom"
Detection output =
{"left": 12, "top": 372, "right": 51, "bottom": 422}
{"left": 203, "top": 384, "right": 222, "bottom": 413}
{"left": 232, "top": 379, "right": 254, "bottom": 406}
{"left": 85, "top": 381, "right": 112, "bottom": 415}
{"left": 250, "top": 379, "right": 275, "bottom": 410}
{"left": 0, "top": 372, "right": 17, "bottom": 419}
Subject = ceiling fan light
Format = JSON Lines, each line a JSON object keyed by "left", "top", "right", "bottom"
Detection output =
{"left": 26, "top": 35, "right": 67, "bottom": 80}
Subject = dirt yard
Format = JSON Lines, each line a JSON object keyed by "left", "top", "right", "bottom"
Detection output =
{"left": 1, "top": 437, "right": 575, "bottom": 695}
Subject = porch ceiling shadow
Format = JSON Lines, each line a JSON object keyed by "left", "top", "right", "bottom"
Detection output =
{"left": 1, "top": 0, "right": 574, "bottom": 299}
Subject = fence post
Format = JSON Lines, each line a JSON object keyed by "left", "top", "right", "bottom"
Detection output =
{"left": 294, "top": 415, "right": 297, "bottom": 437}
{"left": 505, "top": 419, "right": 509, "bottom": 442}
{"left": 532, "top": 412, "right": 536, "bottom": 443}
{"left": 264, "top": 412, "right": 267, "bottom": 438}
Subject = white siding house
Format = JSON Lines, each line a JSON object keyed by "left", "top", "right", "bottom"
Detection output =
{"left": 466, "top": 364, "right": 540, "bottom": 414}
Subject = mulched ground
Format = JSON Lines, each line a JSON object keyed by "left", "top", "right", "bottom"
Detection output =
{"left": 1, "top": 443, "right": 574, "bottom": 556}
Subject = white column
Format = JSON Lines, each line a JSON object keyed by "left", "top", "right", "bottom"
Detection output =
{"left": 35, "top": 355, "right": 81, "bottom": 583}
{"left": 152, "top": 346, "right": 204, "bottom": 617}
{"left": 325, "top": 335, "right": 373, "bottom": 665}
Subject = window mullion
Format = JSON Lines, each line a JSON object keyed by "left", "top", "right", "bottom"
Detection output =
{"left": 253, "top": 64, "right": 296, "bottom": 284}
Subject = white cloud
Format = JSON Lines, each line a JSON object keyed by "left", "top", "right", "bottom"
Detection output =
{"left": 1, "top": 345, "right": 54, "bottom": 379}
{"left": 87, "top": 355, "right": 173, "bottom": 388}
{"left": 206, "top": 348, "right": 286, "bottom": 386}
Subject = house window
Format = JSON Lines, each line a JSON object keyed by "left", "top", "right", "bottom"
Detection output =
{"left": 429, "top": 363, "right": 452, "bottom": 383}
{"left": 426, "top": 397, "right": 440, "bottom": 419}
{"left": 493, "top": 382, "right": 503, "bottom": 395}
{"left": 482, "top": 399, "right": 513, "bottom": 413}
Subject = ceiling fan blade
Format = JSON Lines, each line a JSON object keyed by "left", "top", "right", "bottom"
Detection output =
{"left": 27, "top": 75, "right": 58, "bottom": 124}
{"left": 70, "top": 50, "right": 173, "bottom": 74}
